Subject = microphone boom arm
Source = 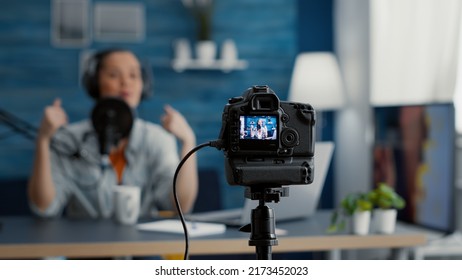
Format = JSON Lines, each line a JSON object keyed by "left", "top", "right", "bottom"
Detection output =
{"left": 0, "top": 108, "right": 38, "bottom": 141}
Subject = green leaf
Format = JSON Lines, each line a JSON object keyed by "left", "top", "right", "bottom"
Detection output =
{"left": 327, "top": 224, "right": 338, "bottom": 233}
{"left": 357, "top": 199, "right": 372, "bottom": 211}
{"left": 371, "top": 182, "right": 406, "bottom": 210}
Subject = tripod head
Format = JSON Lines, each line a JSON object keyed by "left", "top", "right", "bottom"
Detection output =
{"left": 244, "top": 185, "right": 289, "bottom": 203}
{"left": 239, "top": 184, "right": 291, "bottom": 260}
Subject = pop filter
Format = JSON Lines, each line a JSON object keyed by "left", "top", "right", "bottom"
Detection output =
{"left": 91, "top": 97, "right": 134, "bottom": 158}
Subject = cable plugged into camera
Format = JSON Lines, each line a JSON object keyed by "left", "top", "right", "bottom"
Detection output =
{"left": 217, "top": 85, "right": 315, "bottom": 186}
{"left": 214, "top": 85, "right": 316, "bottom": 260}
{"left": 174, "top": 85, "right": 316, "bottom": 260}
{"left": 209, "top": 139, "right": 224, "bottom": 150}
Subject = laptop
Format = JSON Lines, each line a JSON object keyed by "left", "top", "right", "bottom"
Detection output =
{"left": 186, "top": 141, "right": 334, "bottom": 226}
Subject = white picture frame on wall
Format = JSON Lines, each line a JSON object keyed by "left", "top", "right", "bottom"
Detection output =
{"left": 94, "top": 2, "right": 145, "bottom": 42}
{"left": 51, "top": 0, "right": 90, "bottom": 47}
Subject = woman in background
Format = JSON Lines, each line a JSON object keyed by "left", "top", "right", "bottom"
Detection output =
{"left": 28, "top": 48, "right": 198, "bottom": 219}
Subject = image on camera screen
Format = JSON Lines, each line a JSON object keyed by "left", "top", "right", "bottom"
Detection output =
{"left": 239, "top": 115, "right": 277, "bottom": 140}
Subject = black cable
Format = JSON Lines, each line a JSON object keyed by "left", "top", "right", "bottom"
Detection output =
{"left": 2, "top": 106, "right": 230, "bottom": 258}
{"left": 173, "top": 140, "right": 222, "bottom": 260}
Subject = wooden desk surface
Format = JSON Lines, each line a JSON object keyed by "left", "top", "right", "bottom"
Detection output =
{"left": 0, "top": 210, "right": 429, "bottom": 259}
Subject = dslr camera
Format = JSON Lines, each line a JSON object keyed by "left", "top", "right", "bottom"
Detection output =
{"left": 218, "top": 85, "right": 316, "bottom": 186}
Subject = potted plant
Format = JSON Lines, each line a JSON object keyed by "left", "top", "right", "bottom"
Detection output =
{"left": 182, "top": 0, "right": 216, "bottom": 64}
{"left": 328, "top": 192, "right": 373, "bottom": 235}
{"left": 369, "top": 182, "right": 406, "bottom": 234}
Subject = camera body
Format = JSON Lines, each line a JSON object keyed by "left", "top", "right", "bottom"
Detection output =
{"left": 218, "top": 85, "right": 316, "bottom": 186}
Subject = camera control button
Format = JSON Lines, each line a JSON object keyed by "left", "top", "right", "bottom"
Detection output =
{"left": 229, "top": 97, "right": 244, "bottom": 104}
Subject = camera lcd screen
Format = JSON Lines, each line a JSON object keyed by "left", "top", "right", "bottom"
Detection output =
{"left": 239, "top": 115, "right": 278, "bottom": 140}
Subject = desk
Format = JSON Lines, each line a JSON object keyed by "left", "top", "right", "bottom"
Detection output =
{"left": 0, "top": 210, "right": 430, "bottom": 259}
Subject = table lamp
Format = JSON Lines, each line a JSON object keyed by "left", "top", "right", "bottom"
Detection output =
{"left": 288, "top": 52, "right": 345, "bottom": 140}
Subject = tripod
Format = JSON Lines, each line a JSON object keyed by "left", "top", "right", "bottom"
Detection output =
{"left": 239, "top": 185, "right": 288, "bottom": 260}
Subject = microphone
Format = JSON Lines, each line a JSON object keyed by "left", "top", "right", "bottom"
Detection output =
{"left": 91, "top": 97, "right": 134, "bottom": 166}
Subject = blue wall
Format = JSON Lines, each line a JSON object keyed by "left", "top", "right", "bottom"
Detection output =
{"left": 0, "top": 0, "right": 333, "bottom": 210}
{"left": 298, "top": 0, "right": 335, "bottom": 209}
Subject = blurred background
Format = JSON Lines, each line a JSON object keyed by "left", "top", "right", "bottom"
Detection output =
{"left": 0, "top": 0, "right": 336, "bottom": 212}
{"left": 2, "top": 0, "right": 462, "bottom": 249}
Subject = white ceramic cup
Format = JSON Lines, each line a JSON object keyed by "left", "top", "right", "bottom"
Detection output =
{"left": 113, "top": 185, "right": 141, "bottom": 225}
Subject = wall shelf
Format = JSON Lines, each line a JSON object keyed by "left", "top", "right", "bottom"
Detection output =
{"left": 172, "top": 38, "right": 248, "bottom": 73}
{"left": 172, "top": 59, "right": 248, "bottom": 73}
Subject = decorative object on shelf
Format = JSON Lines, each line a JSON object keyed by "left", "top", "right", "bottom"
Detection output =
{"left": 182, "top": 0, "right": 216, "bottom": 64}
{"left": 172, "top": 38, "right": 193, "bottom": 70}
{"left": 175, "top": 0, "right": 247, "bottom": 72}
{"left": 181, "top": 0, "right": 213, "bottom": 42}
{"left": 220, "top": 39, "right": 239, "bottom": 70}
{"left": 369, "top": 182, "right": 406, "bottom": 234}
{"left": 195, "top": 40, "right": 216, "bottom": 65}
{"left": 172, "top": 39, "right": 248, "bottom": 72}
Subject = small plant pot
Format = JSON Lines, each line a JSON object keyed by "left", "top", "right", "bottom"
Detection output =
{"left": 196, "top": 40, "right": 217, "bottom": 65}
{"left": 373, "top": 209, "right": 397, "bottom": 234}
{"left": 351, "top": 210, "right": 371, "bottom": 235}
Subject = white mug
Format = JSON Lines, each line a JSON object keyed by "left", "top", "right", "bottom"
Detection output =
{"left": 113, "top": 185, "right": 141, "bottom": 225}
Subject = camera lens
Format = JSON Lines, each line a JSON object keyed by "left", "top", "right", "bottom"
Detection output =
{"left": 281, "top": 128, "right": 299, "bottom": 147}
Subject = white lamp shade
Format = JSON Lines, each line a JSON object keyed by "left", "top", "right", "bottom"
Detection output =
{"left": 288, "top": 52, "right": 345, "bottom": 110}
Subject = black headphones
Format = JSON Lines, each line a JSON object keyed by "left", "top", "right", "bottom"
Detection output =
{"left": 81, "top": 48, "right": 153, "bottom": 100}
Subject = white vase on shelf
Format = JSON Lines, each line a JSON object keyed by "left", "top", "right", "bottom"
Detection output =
{"left": 173, "top": 39, "right": 192, "bottom": 62}
{"left": 196, "top": 40, "right": 217, "bottom": 66}
{"left": 172, "top": 39, "right": 192, "bottom": 72}
{"left": 220, "top": 39, "right": 238, "bottom": 70}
